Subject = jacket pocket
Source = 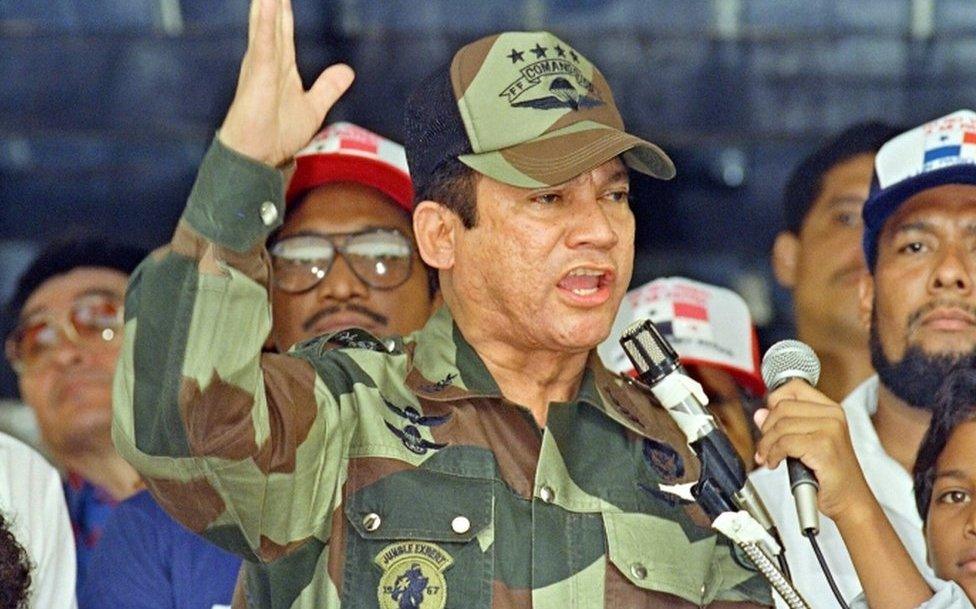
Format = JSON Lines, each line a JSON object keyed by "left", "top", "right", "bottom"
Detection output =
{"left": 602, "top": 510, "right": 717, "bottom": 605}
{"left": 341, "top": 456, "right": 494, "bottom": 609}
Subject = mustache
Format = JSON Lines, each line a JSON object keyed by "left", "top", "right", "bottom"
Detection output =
{"left": 301, "top": 304, "right": 389, "bottom": 332}
{"left": 907, "top": 298, "right": 976, "bottom": 331}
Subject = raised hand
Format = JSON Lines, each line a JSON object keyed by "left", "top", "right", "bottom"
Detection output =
{"left": 219, "top": 0, "right": 355, "bottom": 167}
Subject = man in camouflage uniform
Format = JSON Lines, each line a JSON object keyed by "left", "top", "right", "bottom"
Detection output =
{"left": 113, "top": 1, "right": 773, "bottom": 608}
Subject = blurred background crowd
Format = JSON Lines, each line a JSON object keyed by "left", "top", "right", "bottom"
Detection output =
{"left": 6, "top": 0, "right": 976, "bottom": 403}
{"left": 4, "top": 1, "right": 976, "bottom": 608}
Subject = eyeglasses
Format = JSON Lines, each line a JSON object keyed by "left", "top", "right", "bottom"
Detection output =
{"left": 5, "top": 293, "right": 124, "bottom": 373}
{"left": 270, "top": 228, "right": 415, "bottom": 293}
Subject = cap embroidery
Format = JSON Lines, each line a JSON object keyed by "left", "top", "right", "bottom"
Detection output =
{"left": 498, "top": 51, "right": 603, "bottom": 111}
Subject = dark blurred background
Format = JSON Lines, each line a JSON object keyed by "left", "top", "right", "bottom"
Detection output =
{"left": 2, "top": 0, "right": 976, "bottom": 398}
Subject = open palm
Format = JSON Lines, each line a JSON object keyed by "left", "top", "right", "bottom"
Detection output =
{"left": 219, "top": 0, "right": 355, "bottom": 167}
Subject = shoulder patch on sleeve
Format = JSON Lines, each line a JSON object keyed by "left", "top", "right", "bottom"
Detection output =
{"left": 326, "top": 328, "right": 400, "bottom": 353}
{"left": 290, "top": 328, "right": 402, "bottom": 357}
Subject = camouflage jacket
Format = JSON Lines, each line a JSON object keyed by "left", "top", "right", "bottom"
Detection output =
{"left": 113, "top": 137, "right": 772, "bottom": 609}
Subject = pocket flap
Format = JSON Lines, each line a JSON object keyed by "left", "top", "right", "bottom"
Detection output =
{"left": 345, "top": 460, "right": 493, "bottom": 543}
{"left": 603, "top": 511, "right": 716, "bottom": 603}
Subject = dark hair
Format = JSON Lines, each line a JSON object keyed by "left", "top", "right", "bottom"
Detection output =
{"left": 6, "top": 235, "right": 147, "bottom": 318}
{"left": 414, "top": 157, "right": 478, "bottom": 229}
{"left": 411, "top": 158, "right": 477, "bottom": 294}
{"left": 913, "top": 367, "right": 976, "bottom": 522}
{"left": 782, "top": 121, "right": 902, "bottom": 234}
{"left": 0, "top": 514, "right": 31, "bottom": 609}
{"left": 403, "top": 61, "right": 479, "bottom": 230}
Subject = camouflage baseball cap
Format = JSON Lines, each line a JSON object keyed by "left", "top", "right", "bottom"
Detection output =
{"left": 404, "top": 31, "right": 675, "bottom": 191}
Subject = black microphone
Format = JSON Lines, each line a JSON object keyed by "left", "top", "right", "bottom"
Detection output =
{"left": 619, "top": 319, "right": 776, "bottom": 532}
{"left": 760, "top": 340, "right": 822, "bottom": 536}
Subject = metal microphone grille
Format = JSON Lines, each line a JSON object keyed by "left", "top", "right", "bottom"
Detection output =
{"left": 620, "top": 321, "right": 650, "bottom": 372}
{"left": 621, "top": 320, "right": 668, "bottom": 369}
{"left": 620, "top": 319, "right": 680, "bottom": 384}
{"left": 760, "top": 340, "right": 821, "bottom": 391}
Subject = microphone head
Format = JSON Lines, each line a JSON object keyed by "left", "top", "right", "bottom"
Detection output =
{"left": 619, "top": 319, "right": 681, "bottom": 385}
{"left": 760, "top": 339, "right": 821, "bottom": 391}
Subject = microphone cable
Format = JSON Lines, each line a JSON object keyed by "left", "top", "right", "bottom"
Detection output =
{"left": 777, "top": 550, "right": 792, "bottom": 584}
{"left": 805, "top": 530, "right": 850, "bottom": 609}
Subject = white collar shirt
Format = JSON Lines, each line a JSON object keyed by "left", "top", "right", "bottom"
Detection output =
{"left": 0, "top": 431, "right": 77, "bottom": 608}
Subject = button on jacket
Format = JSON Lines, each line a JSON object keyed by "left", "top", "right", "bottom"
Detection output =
{"left": 113, "top": 137, "right": 772, "bottom": 609}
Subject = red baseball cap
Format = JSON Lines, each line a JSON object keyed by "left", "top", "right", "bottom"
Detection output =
{"left": 286, "top": 122, "right": 414, "bottom": 213}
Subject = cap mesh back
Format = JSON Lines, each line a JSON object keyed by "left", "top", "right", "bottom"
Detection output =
{"left": 404, "top": 62, "right": 474, "bottom": 194}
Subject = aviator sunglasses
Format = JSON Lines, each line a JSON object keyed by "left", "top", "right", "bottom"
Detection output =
{"left": 5, "top": 292, "right": 124, "bottom": 373}
{"left": 270, "top": 228, "right": 415, "bottom": 293}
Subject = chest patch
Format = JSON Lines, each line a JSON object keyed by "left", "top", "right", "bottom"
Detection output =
{"left": 375, "top": 541, "right": 454, "bottom": 609}
{"left": 642, "top": 437, "right": 685, "bottom": 481}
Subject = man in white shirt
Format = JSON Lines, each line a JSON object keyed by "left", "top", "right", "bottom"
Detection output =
{"left": 751, "top": 110, "right": 976, "bottom": 609}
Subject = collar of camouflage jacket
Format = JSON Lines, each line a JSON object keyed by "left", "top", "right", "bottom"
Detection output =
{"left": 403, "top": 307, "right": 659, "bottom": 435}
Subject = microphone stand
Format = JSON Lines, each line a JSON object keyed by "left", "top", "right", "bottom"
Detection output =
{"left": 691, "top": 429, "right": 810, "bottom": 609}
{"left": 619, "top": 319, "right": 810, "bottom": 609}
{"left": 712, "top": 511, "right": 810, "bottom": 609}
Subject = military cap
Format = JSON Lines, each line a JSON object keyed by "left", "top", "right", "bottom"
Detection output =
{"left": 404, "top": 31, "right": 676, "bottom": 192}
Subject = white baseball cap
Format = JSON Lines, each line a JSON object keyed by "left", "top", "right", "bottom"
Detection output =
{"left": 599, "top": 276, "right": 764, "bottom": 396}
{"left": 863, "top": 109, "right": 976, "bottom": 266}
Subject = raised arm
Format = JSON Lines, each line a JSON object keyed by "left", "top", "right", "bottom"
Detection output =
{"left": 756, "top": 380, "right": 933, "bottom": 609}
{"left": 112, "top": 0, "right": 357, "bottom": 563}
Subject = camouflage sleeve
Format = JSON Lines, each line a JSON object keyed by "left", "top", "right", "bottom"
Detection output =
{"left": 112, "top": 136, "right": 352, "bottom": 563}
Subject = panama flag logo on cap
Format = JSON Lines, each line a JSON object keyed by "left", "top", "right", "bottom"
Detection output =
{"left": 300, "top": 122, "right": 381, "bottom": 157}
{"left": 922, "top": 115, "right": 976, "bottom": 171}
{"left": 643, "top": 285, "right": 714, "bottom": 343}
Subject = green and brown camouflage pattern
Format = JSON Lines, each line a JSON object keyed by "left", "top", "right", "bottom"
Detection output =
{"left": 450, "top": 31, "right": 675, "bottom": 187}
{"left": 113, "top": 137, "right": 770, "bottom": 609}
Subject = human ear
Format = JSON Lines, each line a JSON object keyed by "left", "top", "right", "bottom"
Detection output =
{"left": 771, "top": 232, "right": 800, "bottom": 289}
{"left": 858, "top": 274, "right": 874, "bottom": 331}
{"left": 413, "top": 201, "right": 457, "bottom": 271}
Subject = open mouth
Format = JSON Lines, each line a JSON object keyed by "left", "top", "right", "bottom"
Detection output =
{"left": 556, "top": 267, "right": 614, "bottom": 304}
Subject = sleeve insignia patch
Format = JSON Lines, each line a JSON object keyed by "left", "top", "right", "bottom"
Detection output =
{"left": 375, "top": 541, "right": 454, "bottom": 609}
{"left": 642, "top": 437, "right": 685, "bottom": 482}
{"left": 384, "top": 421, "right": 448, "bottom": 455}
{"left": 325, "top": 328, "right": 396, "bottom": 353}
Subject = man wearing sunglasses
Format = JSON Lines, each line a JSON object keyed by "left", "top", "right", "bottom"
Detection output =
{"left": 268, "top": 121, "right": 437, "bottom": 354}
{"left": 6, "top": 238, "right": 244, "bottom": 607}
{"left": 114, "top": 3, "right": 772, "bottom": 608}
{"left": 4, "top": 237, "right": 147, "bottom": 589}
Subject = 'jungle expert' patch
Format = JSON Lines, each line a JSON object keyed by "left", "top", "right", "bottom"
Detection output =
{"left": 375, "top": 541, "right": 454, "bottom": 609}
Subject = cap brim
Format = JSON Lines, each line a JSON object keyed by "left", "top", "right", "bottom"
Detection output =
{"left": 286, "top": 154, "right": 414, "bottom": 213}
{"left": 457, "top": 123, "right": 675, "bottom": 188}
